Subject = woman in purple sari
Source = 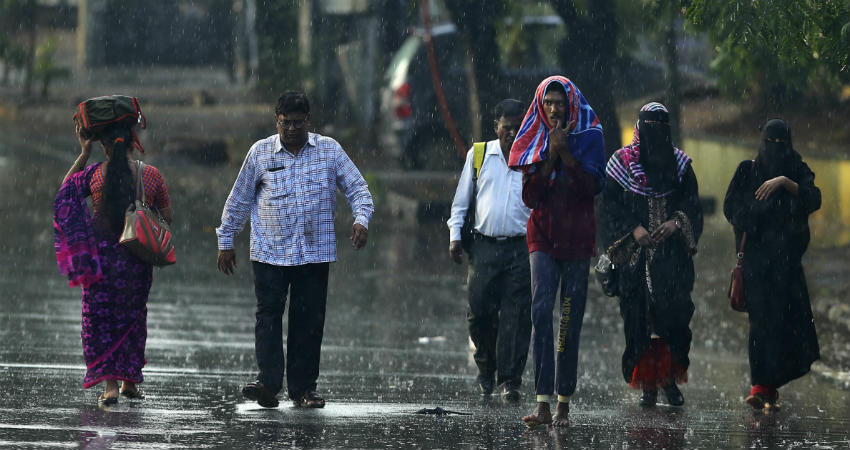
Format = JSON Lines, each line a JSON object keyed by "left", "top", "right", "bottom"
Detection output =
{"left": 54, "top": 118, "right": 172, "bottom": 405}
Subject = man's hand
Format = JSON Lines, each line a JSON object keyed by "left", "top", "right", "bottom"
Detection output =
{"left": 449, "top": 240, "right": 463, "bottom": 264}
{"left": 633, "top": 225, "right": 654, "bottom": 247}
{"left": 549, "top": 120, "right": 576, "bottom": 168}
{"left": 755, "top": 176, "right": 791, "bottom": 201}
{"left": 217, "top": 249, "right": 237, "bottom": 275}
{"left": 351, "top": 223, "right": 368, "bottom": 249}
{"left": 649, "top": 220, "right": 678, "bottom": 244}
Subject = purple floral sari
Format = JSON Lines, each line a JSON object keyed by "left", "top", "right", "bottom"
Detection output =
{"left": 54, "top": 163, "right": 152, "bottom": 388}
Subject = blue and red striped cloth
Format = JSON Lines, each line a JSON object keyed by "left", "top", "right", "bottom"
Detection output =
{"left": 508, "top": 75, "right": 605, "bottom": 181}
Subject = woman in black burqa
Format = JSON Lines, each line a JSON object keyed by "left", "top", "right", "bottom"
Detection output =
{"left": 723, "top": 118, "right": 821, "bottom": 412}
{"left": 601, "top": 102, "right": 703, "bottom": 407}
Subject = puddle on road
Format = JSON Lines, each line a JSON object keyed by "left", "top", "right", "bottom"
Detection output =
{"left": 235, "top": 401, "right": 432, "bottom": 418}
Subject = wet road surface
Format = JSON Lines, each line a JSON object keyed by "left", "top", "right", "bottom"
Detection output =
{"left": 1, "top": 132, "right": 849, "bottom": 449}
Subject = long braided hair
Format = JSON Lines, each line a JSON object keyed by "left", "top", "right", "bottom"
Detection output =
{"left": 100, "top": 125, "right": 136, "bottom": 234}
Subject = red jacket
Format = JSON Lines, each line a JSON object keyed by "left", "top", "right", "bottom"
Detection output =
{"left": 522, "top": 163, "right": 598, "bottom": 260}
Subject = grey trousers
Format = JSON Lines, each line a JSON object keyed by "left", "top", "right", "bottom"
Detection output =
{"left": 467, "top": 237, "right": 532, "bottom": 389}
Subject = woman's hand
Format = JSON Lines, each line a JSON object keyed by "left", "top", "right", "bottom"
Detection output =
{"left": 62, "top": 124, "right": 97, "bottom": 185}
{"left": 650, "top": 220, "right": 678, "bottom": 244}
{"left": 633, "top": 225, "right": 654, "bottom": 247}
{"left": 755, "top": 176, "right": 793, "bottom": 201}
{"left": 75, "top": 123, "right": 95, "bottom": 160}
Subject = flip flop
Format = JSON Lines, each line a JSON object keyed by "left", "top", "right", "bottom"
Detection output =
{"left": 121, "top": 388, "right": 144, "bottom": 399}
{"left": 98, "top": 394, "right": 118, "bottom": 406}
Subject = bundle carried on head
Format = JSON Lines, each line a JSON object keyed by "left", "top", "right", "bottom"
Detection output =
{"left": 73, "top": 95, "right": 147, "bottom": 152}
{"left": 74, "top": 95, "right": 148, "bottom": 233}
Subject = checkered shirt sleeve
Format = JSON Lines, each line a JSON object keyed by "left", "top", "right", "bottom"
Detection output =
{"left": 216, "top": 134, "right": 373, "bottom": 266}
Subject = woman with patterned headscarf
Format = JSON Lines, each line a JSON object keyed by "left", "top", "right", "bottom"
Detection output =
{"left": 601, "top": 102, "right": 703, "bottom": 407}
{"left": 723, "top": 118, "right": 820, "bottom": 413}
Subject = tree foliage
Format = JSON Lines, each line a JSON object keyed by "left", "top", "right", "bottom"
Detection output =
{"left": 550, "top": 0, "right": 621, "bottom": 153}
{"left": 685, "top": 0, "right": 850, "bottom": 108}
{"left": 254, "top": 0, "right": 302, "bottom": 97}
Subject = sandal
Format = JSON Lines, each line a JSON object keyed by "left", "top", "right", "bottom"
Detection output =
{"left": 295, "top": 390, "right": 325, "bottom": 408}
{"left": 745, "top": 393, "right": 766, "bottom": 410}
{"left": 98, "top": 394, "right": 118, "bottom": 406}
{"left": 121, "top": 388, "right": 145, "bottom": 399}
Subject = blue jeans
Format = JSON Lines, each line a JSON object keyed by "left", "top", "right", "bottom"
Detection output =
{"left": 529, "top": 252, "right": 589, "bottom": 399}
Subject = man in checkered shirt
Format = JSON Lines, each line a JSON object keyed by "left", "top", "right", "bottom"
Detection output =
{"left": 216, "top": 91, "right": 374, "bottom": 409}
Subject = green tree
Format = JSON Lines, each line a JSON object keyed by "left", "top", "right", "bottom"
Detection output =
{"left": 443, "top": 0, "right": 506, "bottom": 143}
{"left": 685, "top": 0, "right": 850, "bottom": 109}
{"left": 33, "top": 36, "right": 69, "bottom": 98}
{"left": 1, "top": 0, "right": 37, "bottom": 96}
{"left": 550, "top": 0, "right": 622, "bottom": 154}
{"left": 254, "top": 0, "right": 305, "bottom": 97}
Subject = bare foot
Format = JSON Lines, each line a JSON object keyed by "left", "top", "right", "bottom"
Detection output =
{"left": 551, "top": 401, "right": 570, "bottom": 428}
{"left": 522, "top": 402, "right": 552, "bottom": 428}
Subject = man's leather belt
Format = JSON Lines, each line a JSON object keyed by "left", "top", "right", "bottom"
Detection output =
{"left": 473, "top": 232, "right": 525, "bottom": 243}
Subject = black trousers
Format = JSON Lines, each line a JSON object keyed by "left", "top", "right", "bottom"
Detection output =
{"left": 252, "top": 261, "right": 329, "bottom": 399}
{"left": 467, "top": 237, "right": 532, "bottom": 389}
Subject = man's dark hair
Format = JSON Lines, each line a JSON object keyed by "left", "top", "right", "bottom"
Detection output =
{"left": 494, "top": 99, "right": 524, "bottom": 121}
{"left": 275, "top": 91, "right": 310, "bottom": 116}
{"left": 544, "top": 82, "right": 567, "bottom": 97}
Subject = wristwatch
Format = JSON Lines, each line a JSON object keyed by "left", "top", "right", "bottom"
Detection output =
{"left": 674, "top": 219, "right": 682, "bottom": 230}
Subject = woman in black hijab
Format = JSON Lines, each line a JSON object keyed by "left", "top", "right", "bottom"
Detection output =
{"left": 602, "top": 102, "right": 703, "bottom": 407}
{"left": 723, "top": 118, "right": 821, "bottom": 412}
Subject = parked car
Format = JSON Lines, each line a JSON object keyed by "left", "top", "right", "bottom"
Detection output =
{"left": 379, "top": 16, "right": 565, "bottom": 170}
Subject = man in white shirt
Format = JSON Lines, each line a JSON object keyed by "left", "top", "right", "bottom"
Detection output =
{"left": 447, "top": 99, "right": 532, "bottom": 400}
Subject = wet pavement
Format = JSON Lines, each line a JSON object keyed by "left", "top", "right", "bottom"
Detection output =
{"left": 1, "top": 128, "right": 849, "bottom": 449}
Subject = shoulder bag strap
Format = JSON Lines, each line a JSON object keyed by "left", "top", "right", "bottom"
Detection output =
{"left": 135, "top": 160, "right": 146, "bottom": 205}
{"left": 472, "top": 142, "right": 486, "bottom": 179}
{"left": 736, "top": 232, "right": 747, "bottom": 266}
{"left": 465, "top": 142, "right": 487, "bottom": 228}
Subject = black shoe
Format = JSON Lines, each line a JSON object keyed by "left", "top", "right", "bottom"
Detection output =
{"left": 294, "top": 390, "right": 325, "bottom": 408}
{"left": 639, "top": 389, "right": 657, "bottom": 407}
{"left": 663, "top": 383, "right": 684, "bottom": 406}
{"left": 478, "top": 377, "right": 494, "bottom": 396}
{"left": 242, "top": 381, "right": 279, "bottom": 408}
{"left": 501, "top": 386, "right": 521, "bottom": 402}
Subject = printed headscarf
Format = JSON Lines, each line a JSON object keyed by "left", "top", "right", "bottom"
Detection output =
{"left": 606, "top": 102, "right": 692, "bottom": 198}
{"left": 508, "top": 76, "right": 605, "bottom": 181}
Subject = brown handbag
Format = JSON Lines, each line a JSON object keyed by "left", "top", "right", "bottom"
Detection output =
{"left": 728, "top": 232, "right": 746, "bottom": 312}
{"left": 119, "top": 161, "right": 176, "bottom": 266}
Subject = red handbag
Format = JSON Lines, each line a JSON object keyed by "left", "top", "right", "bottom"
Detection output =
{"left": 119, "top": 161, "right": 176, "bottom": 266}
{"left": 728, "top": 232, "right": 746, "bottom": 312}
